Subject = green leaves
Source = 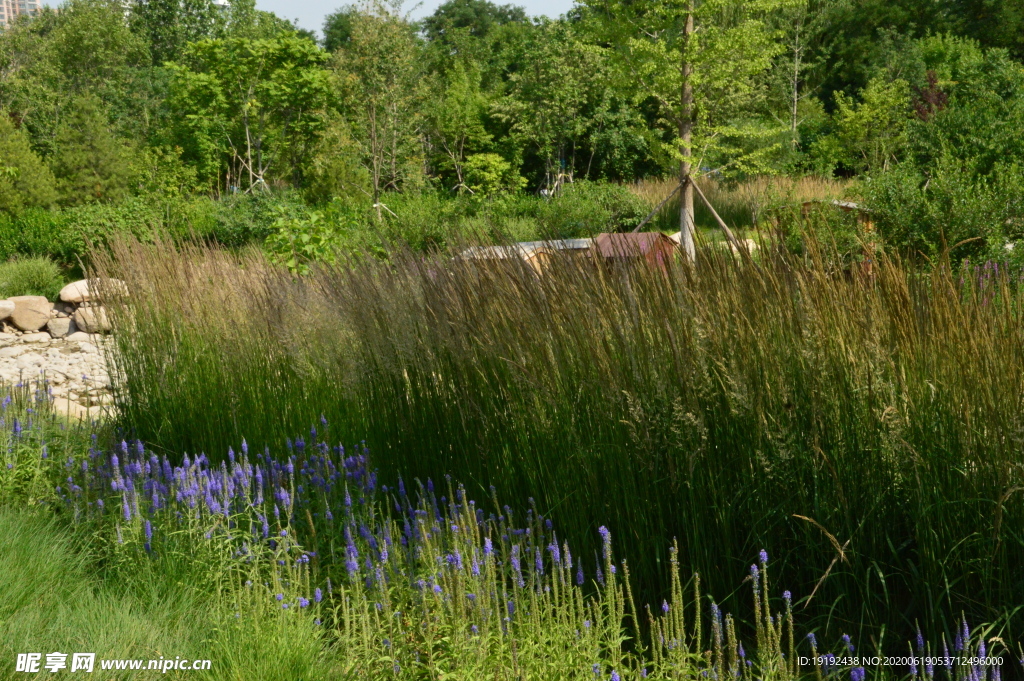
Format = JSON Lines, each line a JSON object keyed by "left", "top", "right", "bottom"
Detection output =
{"left": 582, "top": 0, "right": 791, "bottom": 179}
{"left": 0, "top": 115, "right": 58, "bottom": 213}
{"left": 263, "top": 206, "right": 358, "bottom": 274}
{"left": 167, "top": 35, "right": 331, "bottom": 192}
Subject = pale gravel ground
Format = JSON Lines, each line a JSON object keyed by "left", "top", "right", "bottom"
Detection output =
{"left": 0, "top": 332, "right": 113, "bottom": 420}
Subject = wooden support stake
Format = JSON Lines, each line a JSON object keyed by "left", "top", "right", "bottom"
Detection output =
{"left": 690, "top": 178, "right": 745, "bottom": 254}
{"left": 632, "top": 181, "right": 684, "bottom": 233}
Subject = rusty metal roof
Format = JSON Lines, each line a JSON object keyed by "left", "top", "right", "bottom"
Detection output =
{"left": 593, "top": 232, "right": 676, "bottom": 258}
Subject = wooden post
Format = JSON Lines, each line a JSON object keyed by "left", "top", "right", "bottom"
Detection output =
{"left": 678, "top": 1, "right": 696, "bottom": 262}
{"left": 690, "top": 178, "right": 746, "bottom": 255}
{"left": 632, "top": 181, "right": 684, "bottom": 233}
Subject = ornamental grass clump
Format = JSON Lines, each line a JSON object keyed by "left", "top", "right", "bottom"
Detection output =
{"left": 94, "top": 235, "right": 1024, "bottom": 645}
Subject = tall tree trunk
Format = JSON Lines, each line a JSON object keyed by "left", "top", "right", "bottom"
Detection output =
{"left": 790, "top": 11, "right": 803, "bottom": 149}
{"left": 679, "top": 2, "right": 696, "bottom": 262}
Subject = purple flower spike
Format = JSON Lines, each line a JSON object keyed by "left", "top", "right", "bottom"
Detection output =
{"left": 759, "top": 549, "right": 768, "bottom": 564}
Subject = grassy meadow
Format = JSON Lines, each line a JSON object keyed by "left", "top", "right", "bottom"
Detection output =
{"left": 81, "top": 232, "right": 1024, "bottom": 666}
{"left": 0, "top": 374, "right": 1013, "bottom": 680}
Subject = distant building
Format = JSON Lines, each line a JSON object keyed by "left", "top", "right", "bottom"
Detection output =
{"left": 0, "top": 0, "right": 39, "bottom": 28}
{"left": 593, "top": 232, "right": 678, "bottom": 272}
{"left": 459, "top": 239, "right": 594, "bottom": 273}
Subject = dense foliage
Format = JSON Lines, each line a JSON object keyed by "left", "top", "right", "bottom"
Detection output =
{"left": 1, "top": 0, "right": 1024, "bottom": 262}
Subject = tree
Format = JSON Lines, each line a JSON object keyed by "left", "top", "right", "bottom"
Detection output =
{"left": 423, "top": 58, "right": 492, "bottom": 192}
{"left": 167, "top": 35, "right": 331, "bottom": 192}
{"left": 581, "top": 0, "right": 787, "bottom": 259}
{"left": 492, "top": 20, "right": 605, "bottom": 192}
{"left": 0, "top": 114, "right": 58, "bottom": 212}
{"left": 48, "top": 0, "right": 150, "bottom": 94}
{"left": 827, "top": 76, "right": 911, "bottom": 173}
{"left": 49, "top": 95, "right": 135, "bottom": 205}
{"left": 0, "top": 0, "right": 149, "bottom": 155}
{"left": 130, "top": 0, "right": 227, "bottom": 65}
{"left": 323, "top": 5, "right": 359, "bottom": 53}
{"left": 331, "top": 4, "right": 422, "bottom": 206}
{"left": 766, "top": 0, "right": 835, "bottom": 152}
{"left": 422, "top": 0, "right": 528, "bottom": 43}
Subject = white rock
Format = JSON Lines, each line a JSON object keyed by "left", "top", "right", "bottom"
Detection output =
{"left": 73, "top": 306, "right": 111, "bottom": 334}
{"left": 0, "top": 346, "right": 24, "bottom": 358}
{"left": 0, "top": 300, "right": 14, "bottom": 321}
{"left": 9, "top": 296, "right": 52, "bottom": 332}
{"left": 65, "top": 332, "right": 95, "bottom": 342}
{"left": 52, "top": 397, "right": 101, "bottom": 421}
{"left": 16, "top": 353, "right": 45, "bottom": 369}
{"left": 47, "top": 318, "right": 75, "bottom": 338}
{"left": 21, "top": 332, "right": 51, "bottom": 343}
{"left": 59, "top": 278, "right": 128, "bottom": 304}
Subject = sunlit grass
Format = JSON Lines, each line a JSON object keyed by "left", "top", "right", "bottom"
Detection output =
{"left": 93, "top": 236, "right": 1024, "bottom": 650}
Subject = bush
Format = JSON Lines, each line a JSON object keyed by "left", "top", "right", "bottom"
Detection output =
{"left": 0, "top": 257, "right": 65, "bottom": 300}
{"left": 531, "top": 181, "right": 650, "bottom": 238}
{"left": 861, "top": 157, "right": 1024, "bottom": 260}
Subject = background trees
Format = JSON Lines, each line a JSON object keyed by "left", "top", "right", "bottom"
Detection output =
{"left": 0, "top": 0, "right": 1022, "bottom": 260}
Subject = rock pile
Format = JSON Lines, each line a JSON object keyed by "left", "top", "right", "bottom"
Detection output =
{"left": 0, "top": 279, "right": 123, "bottom": 421}
{"left": 0, "top": 279, "right": 122, "bottom": 340}
{"left": 0, "top": 333, "right": 112, "bottom": 421}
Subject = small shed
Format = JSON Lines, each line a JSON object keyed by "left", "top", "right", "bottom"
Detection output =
{"left": 594, "top": 232, "right": 678, "bottom": 271}
{"left": 459, "top": 239, "right": 595, "bottom": 273}
{"left": 459, "top": 243, "right": 554, "bottom": 273}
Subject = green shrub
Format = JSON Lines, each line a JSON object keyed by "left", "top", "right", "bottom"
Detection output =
{"left": 861, "top": 157, "right": 1024, "bottom": 260}
{"left": 534, "top": 180, "right": 649, "bottom": 238}
{"left": 0, "top": 257, "right": 65, "bottom": 300}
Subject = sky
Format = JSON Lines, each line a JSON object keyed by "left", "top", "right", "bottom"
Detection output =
{"left": 256, "top": 0, "right": 577, "bottom": 36}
